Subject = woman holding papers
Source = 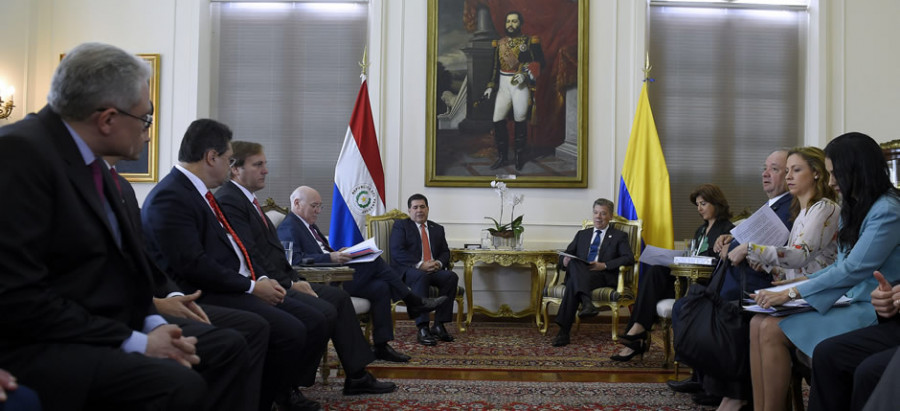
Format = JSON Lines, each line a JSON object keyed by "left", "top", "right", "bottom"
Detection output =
{"left": 709, "top": 146, "right": 840, "bottom": 410}
{"left": 748, "top": 133, "right": 900, "bottom": 411}
{"left": 728, "top": 146, "right": 840, "bottom": 280}
{"left": 612, "top": 184, "right": 734, "bottom": 362}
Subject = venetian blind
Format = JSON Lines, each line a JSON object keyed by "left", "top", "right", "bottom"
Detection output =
{"left": 210, "top": 1, "right": 368, "bottom": 235}
{"left": 648, "top": 3, "right": 806, "bottom": 241}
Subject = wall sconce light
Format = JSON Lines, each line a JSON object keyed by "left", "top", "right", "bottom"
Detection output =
{"left": 0, "top": 84, "right": 14, "bottom": 120}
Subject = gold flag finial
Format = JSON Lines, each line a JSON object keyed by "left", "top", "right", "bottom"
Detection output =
{"left": 359, "top": 46, "right": 368, "bottom": 78}
{"left": 642, "top": 52, "right": 652, "bottom": 80}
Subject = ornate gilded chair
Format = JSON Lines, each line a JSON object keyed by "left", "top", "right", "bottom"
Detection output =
{"left": 365, "top": 209, "right": 466, "bottom": 332}
{"left": 540, "top": 215, "right": 642, "bottom": 341}
{"left": 260, "top": 197, "right": 289, "bottom": 228}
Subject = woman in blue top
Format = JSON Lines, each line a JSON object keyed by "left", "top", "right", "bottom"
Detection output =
{"left": 749, "top": 132, "right": 900, "bottom": 411}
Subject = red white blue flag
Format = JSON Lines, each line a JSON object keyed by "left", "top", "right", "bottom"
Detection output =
{"left": 329, "top": 78, "right": 386, "bottom": 249}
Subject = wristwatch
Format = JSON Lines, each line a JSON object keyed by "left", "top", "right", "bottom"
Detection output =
{"left": 788, "top": 287, "right": 798, "bottom": 300}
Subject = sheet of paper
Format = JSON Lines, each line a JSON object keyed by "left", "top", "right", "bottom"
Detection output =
{"left": 342, "top": 237, "right": 384, "bottom": 264}
{"left": 640, "top": 245, "right": 684, "bottom": 266}
{"left": 557, "top": 251, "right": 586, "bottom": 263}
{"left": 730, "top": 204, "right": 790, "bottom": 246}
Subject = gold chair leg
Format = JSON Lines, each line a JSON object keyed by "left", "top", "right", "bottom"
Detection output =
{"left": 609, "top": 303, "right": 619, "bottom": 341}
{"left": 321, "top": 349, "right": 330, "bottom": 384}
{"left": 455, "top": 295, "right": 466, "bottom": 332}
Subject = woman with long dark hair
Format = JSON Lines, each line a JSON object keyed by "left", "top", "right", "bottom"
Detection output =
{"left": 749, "top": 132, "right": 900, "bottom": 411}
{"left": 611, "top": 184, "right": 734, "bottom": 362}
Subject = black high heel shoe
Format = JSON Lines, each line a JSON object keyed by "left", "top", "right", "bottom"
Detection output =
{"left": 610, "top": 340, "right": 647, "bottom": 362}
{"left": 619, "top": 331, "right": 648, "bottom": 343}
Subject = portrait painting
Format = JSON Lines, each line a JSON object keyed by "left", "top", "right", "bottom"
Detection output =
{"left": 114, "top": 54, "right": 160, "bottom": 182}
{"left": 426, "top": 0, "right": 588, "bottom": 187}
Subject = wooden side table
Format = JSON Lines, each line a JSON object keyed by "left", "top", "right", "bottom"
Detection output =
{"left": 294, "top": 265, "right": 355, "bottom": 284}
{"left": 669, "top": 263, "right": 715, "bottom": 299}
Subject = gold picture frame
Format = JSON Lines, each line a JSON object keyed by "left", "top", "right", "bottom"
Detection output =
{"left": 426, "top": 0, "right": 588, "bottom": 188}
{"left": 117, "top": 54, "right": 160, "bottom": 183}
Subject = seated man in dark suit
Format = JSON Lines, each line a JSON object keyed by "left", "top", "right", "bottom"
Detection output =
{"left": 0, "top": 42, "right": 219, "bottom": 411}
{"left": 277, "top": 186, "right": 446, "bottom": 363}
{"left": 107, "top": 155, "right": 270, "bottom": 411}
{"left": 141, "top": 119, "right": 323, "bottom": 411}
{"left": 390, "top": 193, "right": 459, "bottom": 346}
{"left": 215, "top": 141, "right": 395, "bottom": 395}
{"left": 552, "top": 198, "right": 635, "bottom": 347}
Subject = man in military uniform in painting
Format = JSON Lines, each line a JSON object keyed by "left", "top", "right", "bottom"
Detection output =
{"left": 482, "top": 10, "right": 545, "bottom": 171}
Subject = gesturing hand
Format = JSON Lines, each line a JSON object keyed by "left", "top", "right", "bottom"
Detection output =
{"left": 871, "top": 271, "right": 900, "bottom": 319}
{"left": 153, "top": 290, "right": 211, "bottom": 324}
{"left": 146, "top": 324, "right": 200, "bottom": 369}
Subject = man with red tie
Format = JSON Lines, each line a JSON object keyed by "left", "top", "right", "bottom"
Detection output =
{"left": 389, "top": 194, "right": 459, "bottom": 346}
{"left": 215, "top": 141, "right": 396, "bottom": 396}
{"left": 141, "top": 119, "right": 323, "bottom": 411}
{"left": 277, "top": 186, "right": 445, "bottom": 363}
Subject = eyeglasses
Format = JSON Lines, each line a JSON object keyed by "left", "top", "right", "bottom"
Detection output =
{"left": 96, "top": 107, "right": 153, "bottom": 131}
{"left": 308, "top": 203, "right": 323, "bottom": 210}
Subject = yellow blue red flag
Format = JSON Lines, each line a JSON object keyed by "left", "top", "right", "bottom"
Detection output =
{"left": 617, "top": 82, "right": 674, "bottom": 249}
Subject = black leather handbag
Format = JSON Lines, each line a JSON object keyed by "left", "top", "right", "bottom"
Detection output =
{"left": 673, "top": 259, "right": 751, "bottom": 380}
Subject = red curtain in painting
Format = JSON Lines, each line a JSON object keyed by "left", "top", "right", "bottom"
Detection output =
{"left": 464, "top": 0, "right": 579, "bottom": 149}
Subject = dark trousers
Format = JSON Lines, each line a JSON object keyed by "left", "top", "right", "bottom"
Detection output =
{"left": 0, "top": 343, "right": 206, "bottom": 411}
{"left": 625, "top": 264, "right": 675, "bottom": 332}
{"left": 200, "top": 291, "right": 326, "bottom": 411}
{"left": 555, "top": 260, "right": 617, "bottom": 330}
{"left": 862, "top": 344, "right": 900, "bottom": 411}
{"left": 342, "top": 257, "right": 413, "bottom": 344}
{"left": 166, "top": 304, "right": 269, "bottom": 411}
{"left": 809, "top": 320, "right": 900, "bottom": 411}
{"left": 404, "top": 268, "right": 459, "bottom": 327}
{"left": 308, "top": 284, "right": 375, "bottom": 375}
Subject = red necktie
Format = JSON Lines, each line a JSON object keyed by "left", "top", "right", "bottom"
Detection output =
{"left": 205, "top": 191, "right": 256, "bottom": 280}
{"left": 253, "top": 198, "right": 269, "bottom": 229}
{"left": 109, "top": 167, "right": 123, "bottom": 194}
{"left": 89, "top": 160, "right": 105, "bottom": 200}
{"left": 310, "top": 224, "right": 334, "bottom": 252}
{"left": 420, "top": 224, "right": 433, "bottom": 262}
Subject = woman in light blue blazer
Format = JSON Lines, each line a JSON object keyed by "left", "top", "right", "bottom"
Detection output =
{"left": 748, "top": 132, "right": 900, "bottom": 411}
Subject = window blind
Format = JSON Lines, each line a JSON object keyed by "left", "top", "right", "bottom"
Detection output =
{"left": 648, "top": 4, "right": 806, "bottom": 241}
{"left": 211, "top": 2, "right": 368, "bottom": 235}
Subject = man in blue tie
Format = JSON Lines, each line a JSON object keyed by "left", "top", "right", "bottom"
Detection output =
{"left": 552, "top": 198, "right": 635, "bottom": 347}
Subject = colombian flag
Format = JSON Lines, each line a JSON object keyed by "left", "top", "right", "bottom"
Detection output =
{"left": 617, "top": 82, "right": 674, "bottom": 249}
{"left": 329, "top": 77, "right": 386, "bottom": 249}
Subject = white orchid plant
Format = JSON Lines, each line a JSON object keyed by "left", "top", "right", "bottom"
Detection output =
{"left": 485, "top": 180, "right": 524, "bottom": 238}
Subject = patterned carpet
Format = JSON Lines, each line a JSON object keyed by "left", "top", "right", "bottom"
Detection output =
{"left": 306, "top": 378, "right": 698, "bottom": 410}
{"left": 307, "top": 320, "right": 698, "bottom": 409}
{"left": 363, "top": 320, "right": 672, "bottom": 372}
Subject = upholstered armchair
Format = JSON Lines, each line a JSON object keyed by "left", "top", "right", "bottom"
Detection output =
{"left": 540, "top": 216, "right": 642, "bottom": 340}
{"left": 365, "top": 209, "right": 466, "bottom": 332}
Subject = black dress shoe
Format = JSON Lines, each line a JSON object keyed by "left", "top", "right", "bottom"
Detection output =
{"left": 373, "top": 343, "right": 411, "bottom": 363}
{"left": 407, "top": 296, "right": 448, "bottom": 319}
{"left": 552, "top": 332, "right": 570, "bottom": 347}
{"left": 430, "top": 323, "right": 454, "bottom": 342}
{"left": 692, "top": 392, "right": 722, "bottom": 406}
{"left": 275, "top": 388, "right": 321, "bottom": 411}
{"left": 417, "top": 327, "right": 438, "bottom": 346}
{"left": 343, "top": 371, "right": 397, "bottom": 395}
{"left": 666, "top": 377, "right": 703, "bottom": 393}
{"left": 578, "top": 304, "right": 599, "bottom": 318}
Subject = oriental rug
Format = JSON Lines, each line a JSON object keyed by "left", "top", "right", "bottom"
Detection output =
{"left": 362, "top": 320, "right": 673, "bottom": 373}
{"left": 305, "top": 378, "right": 698, "bottom": 410}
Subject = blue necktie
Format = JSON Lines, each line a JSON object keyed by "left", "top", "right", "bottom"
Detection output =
{"left": 587, "top": 230, "right": 602, "bottom": 262}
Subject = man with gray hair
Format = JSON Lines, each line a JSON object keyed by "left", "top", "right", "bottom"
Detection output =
{"left": 551, "top": 198, "right": 634, "bottom": 347}
{"left": 0, "top": 43, "right": 213, "bottom": 410}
